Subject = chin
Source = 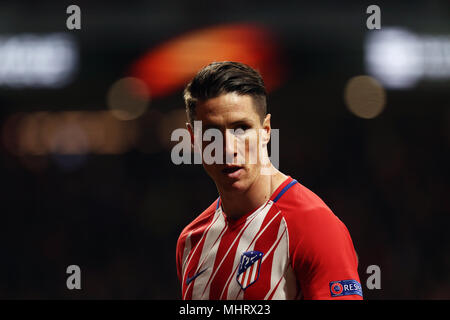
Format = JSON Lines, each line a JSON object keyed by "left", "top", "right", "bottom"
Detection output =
{"left": 224, "top": 179, "right": 248, "bottom": 193}
{"left": 220, "top": 170, "right": 257, "bottom": 193}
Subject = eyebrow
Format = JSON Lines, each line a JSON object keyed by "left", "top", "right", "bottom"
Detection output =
{"left": 202, "top": 119, "right": 254, "bottom": 131}
{"left": 202, "top": 124, "right": 221, "bottom": 131}
{"left": 229, "top": 119, "right": 253, "bottom": 127}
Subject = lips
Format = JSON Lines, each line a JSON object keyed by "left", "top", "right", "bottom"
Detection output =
{"left": 221, "top": 165, "right": 244, "bottom": 178}
{"left": 222, "top": 166, "right": 242, "bottom": 174}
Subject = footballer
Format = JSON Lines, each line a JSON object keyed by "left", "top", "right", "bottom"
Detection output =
{"left": 176, "top": 61, "right": 363, "bottom": 300}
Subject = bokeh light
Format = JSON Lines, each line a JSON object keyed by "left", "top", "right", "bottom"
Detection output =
{"left": 107, "top": 77, "right": 150, "bottom": 121}
{"left": 1, "top": 111, "right": 139, "bottom": 159}
{"left": 344, "top": 75, "right": 386, "bottom": 119}
{"left": 0, "top": 33, "right": 78, "bottom": 88}
{"left": 365, "top": 27, "right": 450, "bottom": 89}
{"left": 129, "top": 23, "right": 285, "bottom": 98}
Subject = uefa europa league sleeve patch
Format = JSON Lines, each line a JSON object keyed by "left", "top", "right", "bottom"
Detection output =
{"left": 329, "top": 279, "right": 363, "bottom": 298}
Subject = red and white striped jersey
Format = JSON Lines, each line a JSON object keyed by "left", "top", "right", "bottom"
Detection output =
{"left": 176, "top": 176, "right": 362, "bottom": 300}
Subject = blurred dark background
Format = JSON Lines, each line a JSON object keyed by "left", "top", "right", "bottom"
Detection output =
{"left": 0, "top": 0, "right": 449, "bottom": 299}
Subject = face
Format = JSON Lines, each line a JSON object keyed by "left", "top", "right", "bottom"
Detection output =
{"left": 188, "top": 92, "right": 271, "bottom": 193}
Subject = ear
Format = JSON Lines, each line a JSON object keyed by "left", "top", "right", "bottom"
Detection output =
{"left": 187, "top": 121, "right": 202, "bottom": 154}
{"left": 186, "top": 122, "right": 194, "bottom": 147}
{"left": 261, "top": 114, "right": 271, "bottom": 146}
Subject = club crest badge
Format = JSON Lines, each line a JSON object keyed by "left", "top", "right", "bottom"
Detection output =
{"left": 236, "top": 250, "right": 264, "bottom": 290}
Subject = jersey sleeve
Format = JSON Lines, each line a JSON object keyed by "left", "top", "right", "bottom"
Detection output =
{"left": 286, "top": 206, "right": 363, "bottom": 300}
{"left": 176, "top": 232, "right": 186, "bottom": 284}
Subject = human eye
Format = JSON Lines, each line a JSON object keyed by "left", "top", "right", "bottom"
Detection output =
{"left": 233, "top": 122, "right": 252, "bottom": 133}
{"left": 231, "top": 125, "right": 250, "bottom": 136}
{"left": 236, "top": 124, "right": 250, "bottom": 131}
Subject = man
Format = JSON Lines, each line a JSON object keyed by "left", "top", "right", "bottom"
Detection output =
{"left": 176, "top": 61, "right": 362, "bottom": 300}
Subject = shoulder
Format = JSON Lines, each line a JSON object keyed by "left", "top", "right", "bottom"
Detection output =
{"left": 176, "top": 198, "right": 219, "bottom": 281}
{"left": 177, "top": 198, "right": 219, "bottom": 247}
{"left": 276, "top": 181, "right": 337, "bottom": 223}
{"left": 271, "top": 178, "right": 361, "bottom": 299}
{"left": 275, "top": 181, "right": 351, "bottom": 248}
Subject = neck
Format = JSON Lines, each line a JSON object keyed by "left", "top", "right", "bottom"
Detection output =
{"left": 218, "top": 165, "right": 287, "bottom": 220}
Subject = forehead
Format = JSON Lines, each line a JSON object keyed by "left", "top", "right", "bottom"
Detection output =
{"left": 195, "top": 92, "right": 259, "bottom": 124}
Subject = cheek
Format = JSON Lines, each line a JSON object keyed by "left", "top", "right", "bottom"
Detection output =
{"left": 243, "top": 133, "right": 262, "bottom": 165}
{"left": 202, "top": 162, "right": 218, "bottom": 174}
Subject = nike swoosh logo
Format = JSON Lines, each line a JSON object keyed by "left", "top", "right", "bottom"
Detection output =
{"left": 186, "top": 269, "right": 207, "bottom": 285}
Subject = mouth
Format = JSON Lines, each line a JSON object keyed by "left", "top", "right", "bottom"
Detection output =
{"left": 221, "top": 165, "right": 244, "bottom": 178}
